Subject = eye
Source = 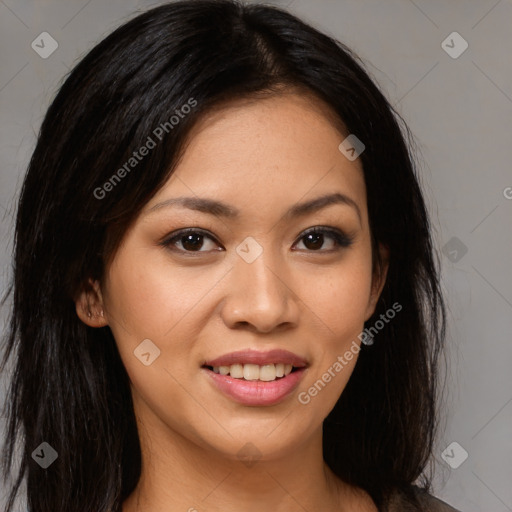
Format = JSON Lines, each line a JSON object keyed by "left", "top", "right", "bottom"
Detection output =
{"left": 160, "top": 226, "right": 354, "bottom": 255}
{"left": 161, "top": 228, "right": 222, "bottom": 254}
{"left": 293, "top": 227, "right": 354, "bottom": 252}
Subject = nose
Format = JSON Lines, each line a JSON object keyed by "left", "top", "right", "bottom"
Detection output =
{"left": 220, "top": 248, "right": 300, "bottom": 334}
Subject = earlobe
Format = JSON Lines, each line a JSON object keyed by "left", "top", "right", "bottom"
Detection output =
{"left": 75, "top": 278, "right": 108, "bottom": 327}
{"left": 364, "top": 243, "right": 390, "bottom": 321}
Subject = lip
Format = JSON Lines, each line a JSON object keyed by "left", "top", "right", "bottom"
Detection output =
{"left": 203, "top": 349, "right": 308, "bottom": 368}
{"left": 203, "top": 366, "right": 307, "bottom": 406}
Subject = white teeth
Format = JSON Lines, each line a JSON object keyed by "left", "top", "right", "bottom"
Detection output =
{"left": 259, "top": 364, "right": 276, "bottom": 381}
{"left": 229, "top": 364, "right": 244, "bottom": 378}
{"left": 209, "top": 362, "right": 297, "bottom": 381}
{"left": 243, "top": 364, "right": 260, "bottom": 381}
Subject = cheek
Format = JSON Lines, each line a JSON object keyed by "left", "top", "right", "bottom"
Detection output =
{"left": 296, "top": 268, "right": 370, "bottom": 419}
{"left": 102, "top": 248, "right": 227, "bottom": 398}
{"left": 306, "top": 254, "right": 373, "bottom": 340}
{"left": 102, "top": 254, "right": 213, "bottom": 426}
{"left": 297, "top": 248, "right": 373, "bottom": 406}
{"left": 103, "top": 250, "right": 210, "bottom": 340}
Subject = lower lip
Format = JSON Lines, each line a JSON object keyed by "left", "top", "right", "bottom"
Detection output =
{"left": 203, "top": 367, "right": 307, "bottom": 406}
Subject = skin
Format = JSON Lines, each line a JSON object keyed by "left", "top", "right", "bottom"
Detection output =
{"left": 77, "top": 91, "right": 388, "bottom": 512}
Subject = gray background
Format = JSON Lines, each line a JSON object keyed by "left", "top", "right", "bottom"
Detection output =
{"left": 1, "top": 1, "right": 511, "bottom": 511}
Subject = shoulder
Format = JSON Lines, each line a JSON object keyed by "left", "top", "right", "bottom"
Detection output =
{"left": 385, "top": 485, "right": 462, "bottom": 512}
{"left": 415, "top": 491, "right": 462, "bottom": 512}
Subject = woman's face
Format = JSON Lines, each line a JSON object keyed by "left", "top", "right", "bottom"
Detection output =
{"left": 80, "top": 92, "right": 388, "bottom": 462}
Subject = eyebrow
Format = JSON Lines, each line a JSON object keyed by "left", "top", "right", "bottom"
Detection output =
{"left": 147, "top": 192, "right": 362, "bottom": 225}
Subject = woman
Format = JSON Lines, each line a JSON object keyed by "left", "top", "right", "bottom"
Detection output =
{"left": 0, "top": 1, "right": 459, "bottom": 511}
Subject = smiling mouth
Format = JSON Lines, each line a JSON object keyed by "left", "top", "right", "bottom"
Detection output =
{"left": 202, "top": 363, "right": 300, "bottom": 382}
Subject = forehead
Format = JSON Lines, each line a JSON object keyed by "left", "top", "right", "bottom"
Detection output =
{"left": 146, "top": 92, "right": 367, "bottom": 224}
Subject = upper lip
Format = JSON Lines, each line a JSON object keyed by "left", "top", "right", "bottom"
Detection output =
{"left": 203, "top": 349, "right": 308, "bottom": 368}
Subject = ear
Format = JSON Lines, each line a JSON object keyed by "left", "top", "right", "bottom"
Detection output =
{"left": 75, "top": 278, "right": 109, "bottom": 328}
{"left": 364, "top": 243, "right": 390, "bottom": 322}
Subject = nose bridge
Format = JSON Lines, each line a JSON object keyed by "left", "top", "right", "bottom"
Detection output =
{"left": 234, "top": 237, "right": 285, "bottom": 302}
{"left": 222, "top": 238, "right": 298, "bottom": 331}
{"left": 239, "top": 246, "right": 282, "bottom": 296}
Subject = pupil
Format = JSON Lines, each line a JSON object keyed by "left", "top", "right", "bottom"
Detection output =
{"left": 182, "top": 234, "right": 203, "bottom": 251}
{"left": 304, "top": 233, "right": 323, "bottom": 250}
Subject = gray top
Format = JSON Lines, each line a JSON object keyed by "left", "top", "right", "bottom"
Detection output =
{"left": 386, "top": 487, "right": 461, "bottom": 512}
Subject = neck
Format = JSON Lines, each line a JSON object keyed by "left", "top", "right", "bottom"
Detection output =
{"left": 121, "top": 395, "right": 373, "bottom": 512}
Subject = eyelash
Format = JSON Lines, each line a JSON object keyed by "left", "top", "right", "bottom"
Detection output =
{"left": 160, "top": 226, "right": 355, "bottom": 255}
